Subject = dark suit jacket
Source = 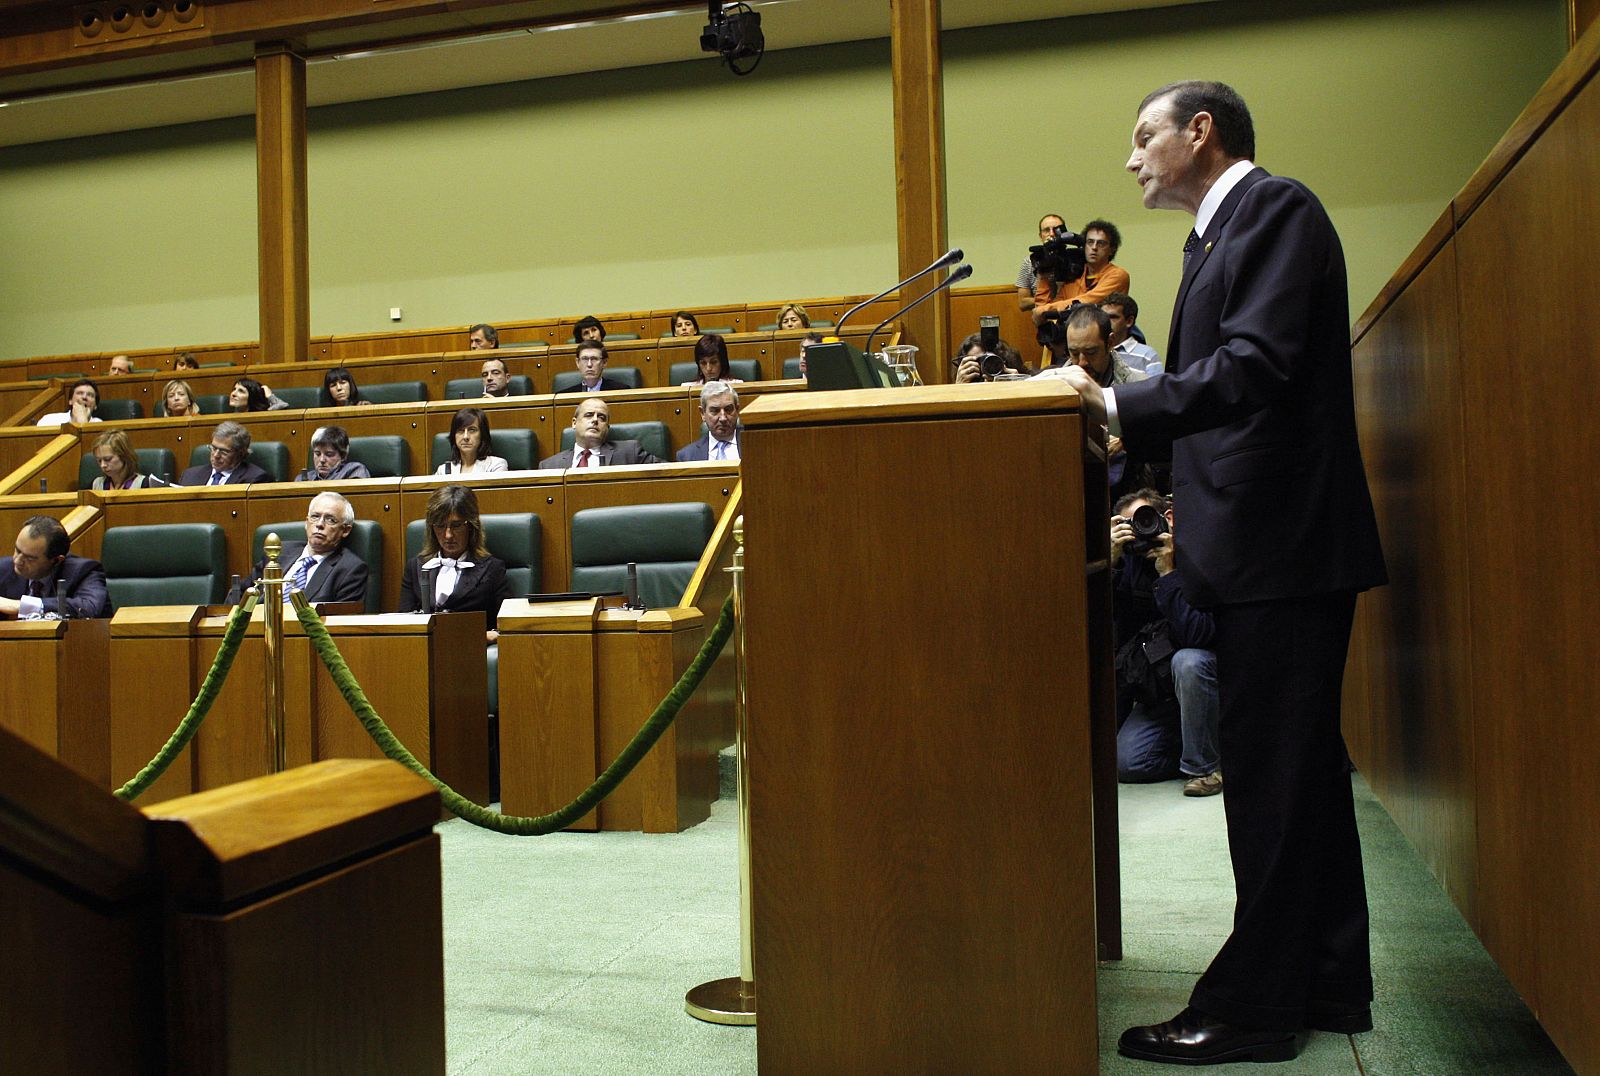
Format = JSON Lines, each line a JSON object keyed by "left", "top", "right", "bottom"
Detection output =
{"left": 178, "top": 462, "right": 270, "bottom": 486}
{"left": 556, "top": 377, "right": 630, "bottom": 394}
{"left": 398, "top": 553, "right": 510, "bottom": 625}
{"left": 1113, "top": 167, "right": 1386, "bottom": 607}
{"left": 538, "top": 439, "right": 661, "bottom": 469}
{"left": 252, "top": 542, "right": 369, "bottom": 606}
{"left": 675, "top": 434, "right": 739, "bottom": 462}
{"left": 0, "top": 555, "right": 113, "bottom": 618}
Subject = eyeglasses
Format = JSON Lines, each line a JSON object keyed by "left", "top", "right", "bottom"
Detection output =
{"left": 434, "top": 518, "right": 470, "bottom": 534}
{"left": 306, "top": 512, "right": 344, "bottom": 526}
{"left": 208, "top": 444, "right": 236, "bottom": 457}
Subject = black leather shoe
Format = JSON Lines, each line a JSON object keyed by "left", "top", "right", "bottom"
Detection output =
{"left": 1118, "top": 1007, "right": 1302, "bottom": 1065}
{"left": 1305, "top": 1008, "right": 1373, "bottom": 1034}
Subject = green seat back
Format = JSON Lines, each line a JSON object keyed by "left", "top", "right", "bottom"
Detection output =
{"left": 95, "top": 398, "right": 143, "bottom": 421}
{"left": 701, "top": 327, "right": 733, "bottom": 335}
{"left": 444, "top": 375, "right": 532, "bottom": 400}
{"left": 188, "top": 440, "right": 290, "bottom": 482}
{"left": 668, "top": 362, "right": 697, "bottom": 385}
{"left": 607, "top": 332, "right": 641, "bottom": 341}
{"left": 102, "top": 523, "right": 228, "bottom": 607}
{"left": 558, "top": 421, "right": 670, "bottom": 462}
{"left": 345, "top": 435, "right": 410, "bottom": 478}
{"left": 272, "top": 385, "right": 321, "bottom": 408}
{"left": 430, "top": 427, "right": 539, "bottom": 471}
{"left": 360, "top": 380, "right": 428, "bottom": 405}
{"left": 782, "top": 358, "right": 803, "bottom": 379}
{"left": 404, "top": 513, "right": 542, "bottom": 597}
{"left": 79, "top": 446, "right": 176, "bottom": 489}
{"left": 195, "top": 394, "right": 228, "bottom": 414}
{"left": 31, "top": 371, "right": 84, "bottom": 381}
{"left": 252, "top": 518, "right": 383, "bottom": 613}
{"left": 551, "top": 366, "right": 642, "bottom": 392}
{"left": 568, "top": 502, "right": 714, "bottom": 608}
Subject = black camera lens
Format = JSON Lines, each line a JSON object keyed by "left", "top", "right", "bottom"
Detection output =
{"left": 979, "top": 351, "right": 1007, "bottom": 377}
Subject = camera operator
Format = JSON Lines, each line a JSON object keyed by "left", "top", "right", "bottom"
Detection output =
{"left": 1016, "top": 214, "right": 1065, "bottom": 312}
{"left": 1111, "top": 489, "right": 1221, "bottom": 797}
{"left": 951, "top": 332, "right": 1032, "bottom": 383}
{"left": 1031, "top": 218, "right": 1130, "bottom": 326}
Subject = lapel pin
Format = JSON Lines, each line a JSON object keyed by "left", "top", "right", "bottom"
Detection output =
{"left": 1205, "top": 242, "right": 1213, "bottom": 253}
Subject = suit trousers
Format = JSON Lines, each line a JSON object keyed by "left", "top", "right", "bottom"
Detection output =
{"left": 1189, "top": 589, "right": 1371, "bottom": 1031}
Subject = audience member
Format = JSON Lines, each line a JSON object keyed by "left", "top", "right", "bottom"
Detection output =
{"left": 951, "top": 332, "right": 1032, "bottom": 383}
{"left": 682, "top": 333, "right": 742, "bottom": 387}
{"left": 557, "top": 341, "right": 629, "bottom": 394}
{"left": 106, "top": 355, "right": 133, "bottom": 377}
{"left": 777, "top": 303, "right": 810, "bottom": 330}
{"left": 797, "top": 331, "right": 824, "bottom": 379}
{"left": 436, "top": 407, "right": 508, "bottom": 475}
{"left": 162, "top": 379, "right": 202, "bottom": 417}
{"left": 1111, "top": 489, "right": 1221, "bottom": 797}
{"left": 1017, "top": 213, "right": 1066, "bottom": 312}
{"left": 480, "top": 356, "right": 511, "bottom": 398}
{"left": 90, "top": 430, "right": 160, "bottom": 490}
{"left": 539, "top": 397, "right": 661, "bottom": 468}
{"left": 677, "top": 382, "right": 741, "bottom": 462}
{"left": 671, "top": 311, "right": 700, "bottom": 337}
{"left": 1102, "top": 292, "right": 1162, "bottom": 372}
{"left": 37, "top": 379, "right": 102, "bottom": 426}
{"left": 398, "top": 484, "right": 510, "bottom": 642}
{"left": 174, "top": 352, "right": 200, "bottom": 371}
{"left": 294, "top": 426, "right": 371, "bottom": 482}
{"left": 469, "top": 323, "right": 499, "bottom": 350}
{"left": 247, "top": 491, "right": 369, "bottom": 606}
{"left": 320, "top": 367, "right": 370, "bottom": 408}
{"left": 1032, "top": 218, "right": 1132, "bottom": 325}
{"left": 228, "top": 377, "right": 288, "bottom": 412}
{"left": 179, "top": 421, "right": 268, "bottom": 486}
{"left": 572, "top": 315, "right": 606, "bottom": 343}
{"left": 0, "top": 516, "right": 112, "bottom": 619}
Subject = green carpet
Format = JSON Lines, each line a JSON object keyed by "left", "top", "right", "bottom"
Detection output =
{"left": 436, "top": 776, "right": 1572, "bottom": 1074}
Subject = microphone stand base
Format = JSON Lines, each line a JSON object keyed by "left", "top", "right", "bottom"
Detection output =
{"left": 685, "top": 976, "right": 757, "bottom": 1026}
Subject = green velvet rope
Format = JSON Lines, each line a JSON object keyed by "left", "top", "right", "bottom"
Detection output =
{"left": 294, "top": 595, "right": 736, "bottom": 835}
{"left": 114, "top": 593, "right": 261, "bottom": 802}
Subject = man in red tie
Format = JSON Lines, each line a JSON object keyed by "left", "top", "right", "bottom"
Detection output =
{"left": 537, "top": 397, "right": 662, "bottom": 469}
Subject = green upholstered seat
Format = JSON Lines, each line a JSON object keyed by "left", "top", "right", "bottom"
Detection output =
{"left": 193, "top": 394, "right": 228, "bottom": 414}
{"left": 668, "top": 362, "right": 697, "bottom": 385}
{"left": 252, "top": 518, "right": 383, "bottom": 613}
{"left": 404, "top": 513, "right": 541, "bottom": 597}
{"left": 102, "top": 523, "right": 228, "bottom": 607}
{"left": 95, "top": 398, "right": 143, "bottom": 421}
{"left": 550, "top": 366, "right": 642, "bottom": 392}
{"left": 430, "top": 427, "right": 539, "bottom": 472}
{"left": 558, "top": 420, "right": 670, "bottom": 462}
{"left": 700, "top": 327, "right": 733, "bottom": 335}
{"left": 271, "top": 385, "right": 321, "bottom": 408}
{"left": 345, "top": 435, "right": 410, "bottom": 478}
{"left": 31, "top": 371, "right": 84, "bottom": 381}
{"left": 782, "top": 358, "right": 803, "bottom": 379}
{"left": 568, "top": 502, "right": 714, "bottom": 608}
{"left": 360, "top": 380, "right": 428, "bottom": 405}
{"left": 188, "top": 441, "right": 290, "bottom": 482}
{"left": 444, "top": 375, "right": 532, "bottom": 400}
{"left": 78, "top": 446, "right": 176, "bottom": 489}
{"left": 607, "top": 332, "right": 641, "bottom": 341}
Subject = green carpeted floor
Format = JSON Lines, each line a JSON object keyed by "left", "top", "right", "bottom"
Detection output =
{"left": 437, "top": 775, "right": 1573, "bottom": 1074}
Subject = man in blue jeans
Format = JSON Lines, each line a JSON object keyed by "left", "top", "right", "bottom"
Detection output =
{"left": 1112, "top": 489, "right": 1222, "bottom": 796}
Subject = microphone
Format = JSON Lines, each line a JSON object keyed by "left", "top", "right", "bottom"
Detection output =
{"left": 834, "top": 249, "right": 963, "bottom": 336}
{"left": 863, "top": 263, "right": 974, "bottom": 361}
{"left": 419, "top": 564, "right": 439, "bottom": 613}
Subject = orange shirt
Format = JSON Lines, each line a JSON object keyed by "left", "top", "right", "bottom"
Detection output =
{"left": 1034, "top": 262, "right": 1131, "bottom": 313}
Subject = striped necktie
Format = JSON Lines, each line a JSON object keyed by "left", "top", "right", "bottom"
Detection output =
{"left": 1182, "top": 229, "right": 1200, "bottom": 272}
{"left": 286, "top": 554, "right": 314, "bottom": 601}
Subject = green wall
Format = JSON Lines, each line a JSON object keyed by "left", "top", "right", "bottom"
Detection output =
{"left": 0, "top": 0, "right": 1564, "bottom": 361}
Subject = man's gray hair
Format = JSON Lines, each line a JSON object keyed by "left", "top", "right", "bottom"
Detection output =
{"left": 214, "top": 419, "right": 251, "bottom": 453}
{"left": 700, "top": 380, "right": 739, "bottom": 409}
{"left": 310, "top": 490, "right": 356, "bottom": 525}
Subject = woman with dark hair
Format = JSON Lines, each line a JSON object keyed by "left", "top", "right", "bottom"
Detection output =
{"left": 435, "top": 407, "right": 508, "bottom": 475}
{"left": 572, "top": 315, "right": 606, "bottom": 343}
{"left": 173, "top": 352, "right": 200, "bottom": 371}
{"left": 227, "top": 377, "right": 283, "bottom": 412}
{"left": 777, "top": 303, "right": 811, "bottom": 330}
{"left": 320, "top": 367, "right": 371, "bottom": 408}
{"left": 671, "top": 311, "right": 700, "bottom": 337}
{"left": 397, "top": 484, "right": 510, "bottom": 641}
{"left": 90, "top": 429, "right": 158, "bottom": 490}
{"left": 681, "top": 333, "right": 743, "bottom": 388}
{"left": 162, "top": 379, "right": 202, "bottom": 418}
{"left": 294, "top": 425, "right": 372, "bottom": 481}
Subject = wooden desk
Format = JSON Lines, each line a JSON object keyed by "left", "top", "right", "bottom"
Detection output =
{"left": 0, "top": 617, "right": 111, "bottom": 785}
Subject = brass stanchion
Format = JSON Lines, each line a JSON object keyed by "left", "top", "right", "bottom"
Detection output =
{"left": 257, "top": 533, "right": 288, "bottom": 773}
{"left": 686, "top": 516, "right": 756, "bottom": 1026}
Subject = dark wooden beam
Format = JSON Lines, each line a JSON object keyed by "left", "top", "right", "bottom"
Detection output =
{"left": 255, "top": 42, "right": 308, "bottom": 365}
{"left": 889, "top": 0, "right": 950, "bottom": 384}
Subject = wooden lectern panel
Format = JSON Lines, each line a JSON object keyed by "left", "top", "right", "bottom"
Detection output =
{"left": 740, "top": 384, "right": 1099, "bottom": 1073}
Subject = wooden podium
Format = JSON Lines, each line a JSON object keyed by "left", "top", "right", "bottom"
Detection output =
{"left": 739, "top": 383, "right": 1113, "bottom": 1073}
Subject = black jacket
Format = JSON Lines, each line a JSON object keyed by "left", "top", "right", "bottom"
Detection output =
{"left": 0, "top": 555, "right": 113, "bottom": 618}
{"left": 398, "top": 554, "right": 510, "bottom": 625}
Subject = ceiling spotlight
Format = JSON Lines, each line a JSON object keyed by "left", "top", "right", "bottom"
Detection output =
{"left": 700, "top": 1, "right": 764, "bottom": 76}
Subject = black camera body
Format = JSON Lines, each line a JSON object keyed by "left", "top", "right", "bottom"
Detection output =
{"left": 1029, "top": 224, "right": 1088, "bottom": 285}
{"left": 1035, "top": 300, "right": 1081, "bottom": 352}
{"left": 975, "top": 351, "right": 1009, "bottom": 378}
{"left": 1127, "top": 503, "right": 1170, "bottom": 557}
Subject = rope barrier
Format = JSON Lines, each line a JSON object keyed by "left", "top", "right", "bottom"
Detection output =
{"left": 294, "top": 595, "right": 736, "bottom": 834}
{"left": 114, "top": 594, "right": 261, "bottom": 802}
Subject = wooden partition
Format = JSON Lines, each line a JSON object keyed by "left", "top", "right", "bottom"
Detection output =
{"left": 738, "top": 383, "right": 1106, "bottom": 1073}
{"left": 1346, "top": 20, "right": 1600, "bottom": 1073}
{"left": 0, "top": 618, "right": 111, "bottom": 785}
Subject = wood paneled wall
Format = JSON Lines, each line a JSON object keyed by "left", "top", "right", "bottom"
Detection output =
{"left": 1347, "top": 18, "right": 1600, "bottom": 1072}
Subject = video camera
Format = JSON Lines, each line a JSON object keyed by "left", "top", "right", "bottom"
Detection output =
{"left": 1029, "top": 223, "right": 1088, "bottom": 285}
{"left": 1035, "top": 301, "right": 1081, "bottom": 352}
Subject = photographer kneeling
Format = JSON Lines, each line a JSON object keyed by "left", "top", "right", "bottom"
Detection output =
{"left": 1112, "top": 489, "right": 1222, "bottom": 797}
{"left": 951, "top": 332, "right": 1033, "bottom": 383}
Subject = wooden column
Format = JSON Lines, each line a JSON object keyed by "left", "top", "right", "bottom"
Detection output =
{"left": 890, "top": 0, "right": 951, "bottom": 383}
{"left": 256, "top": 43, "right": 310, "bottom": 366}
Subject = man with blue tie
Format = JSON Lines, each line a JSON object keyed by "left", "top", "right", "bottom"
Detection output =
{"left": 247, "top": 491, "right": 369, "bottom": 607}
{"left": 177, "top": 421, "right": 270, "bottom": 486}
{"left": 676, "top": 382, "right": 741, "bottom": 463}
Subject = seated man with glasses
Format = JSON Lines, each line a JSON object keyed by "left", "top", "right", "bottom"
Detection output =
{"left": 178, "top": 420, "right": 270, "bottom": 486}
{"left": 244, "top": 491, "right": 369, "bottom": 606}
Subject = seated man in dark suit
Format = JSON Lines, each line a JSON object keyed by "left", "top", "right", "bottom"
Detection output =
{"left": 555, "top": 341, "right": 630, "bottom": 394}
{"left": 177, "top": 420, "right": 270, "bottom": 486}
{"left": 247, "top": 491, "right": 369, "bottom": 606}
{"left": 538, "top": 397, "right": 661, "bottom": 468}
{"left": 676, "top": 381, "right": 741, "bottom": 462}
{"left": 0, "top": 515, "right": 113, "bottom": 619}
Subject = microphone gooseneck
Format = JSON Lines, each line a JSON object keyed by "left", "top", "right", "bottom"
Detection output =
{"left": 862, "top": 263, "right": 974, "bottom": 361}
{"left": 834, "top": 249, "right": 963, "bottom": 336}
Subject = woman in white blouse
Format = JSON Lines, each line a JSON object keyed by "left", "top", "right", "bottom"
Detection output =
{"left": 435, "top": 406, "right": 508, "bottom": 475}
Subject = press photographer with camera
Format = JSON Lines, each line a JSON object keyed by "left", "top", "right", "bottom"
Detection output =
{"left": 1111, "top": 489, "right": 1221, "bottom": 797}
{"left": 1030, "top": 218, "right": 1130, "bottom": 326}
{"left": 950, "top": 328, "right": 1032, "bottom": 383}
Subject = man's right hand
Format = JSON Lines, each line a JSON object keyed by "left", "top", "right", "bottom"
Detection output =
{"left": 1110, "top": 516, "right": 1134, "bottom": 561}
{"left": 69, "top": 401, "right": 95, "bottom": 423}
{"left": 954, "top": 357, "right": 983, "bottom": 384}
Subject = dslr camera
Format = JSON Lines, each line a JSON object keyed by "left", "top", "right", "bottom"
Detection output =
{"left": 1124, "top": 503, "right": 1169, "bottom": 557}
